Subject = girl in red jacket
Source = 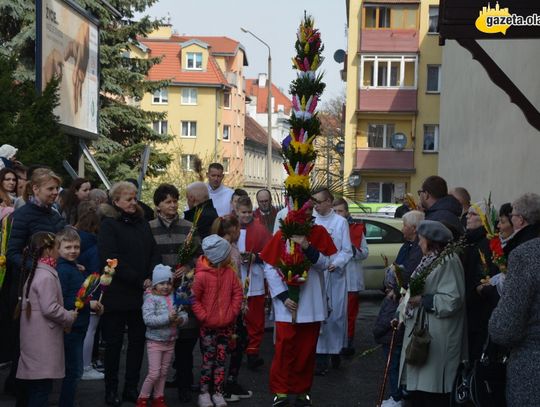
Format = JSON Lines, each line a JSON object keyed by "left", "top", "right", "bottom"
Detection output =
{"left": 192, "top": 235, "right": 243, "bottom": 407}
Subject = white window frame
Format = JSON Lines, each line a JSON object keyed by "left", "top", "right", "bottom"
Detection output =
{"left": 186, "top": 52, "right": 203, "bottom": 70}
{"left": 367, "top": 123, "right": 395, "bottom": 148}
{"left": 222, "top": 125, "right": 231, "bottom": 141}
{"left": 428, "top": 6, "right": 439, "bottom": 34}
{"left": 222, "top": 157, "right": 230, "bottom": 174}
{"left": 152, "top": 89, "right": 168, "bottom": 104}
{"left": 360, "top": 55, "right": 418, "bottom": 89}
{"left": 181, "top": 88, "right": 198, "bottom": 105}
{"left": 223, "top": 91, "right": 231, "bottom": 109}
{"left": 181, "top": 121, "right": 197, "bottom": 138}
{"left": 152, "top": 120, "right": 168, "bottom": 135}
{"left": 426, "top": 65, "right": 441, "bottom": 93}
{"left": 181, "top": 154, "right": 197, "bottom": 171}
{"left": 423, "top": 124, "right": 439, "bottom": 152}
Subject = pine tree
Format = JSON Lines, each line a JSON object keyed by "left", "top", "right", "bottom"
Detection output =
{"left": 0, "top": 0, "right": 172, "bottom": 185}
{"left": 0, "top": 55, "right": 72, "bottom": 176}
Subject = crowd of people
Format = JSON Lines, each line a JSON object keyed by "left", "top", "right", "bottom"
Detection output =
{"left": 0, "top": 144, "right": 539, "bottom": 407}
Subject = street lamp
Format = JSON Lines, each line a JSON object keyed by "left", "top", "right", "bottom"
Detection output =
{"left": 241, "top": 27, "right": 272, "bottom": 189}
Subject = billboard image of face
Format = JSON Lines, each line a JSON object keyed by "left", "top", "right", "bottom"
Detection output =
{"left": 40, "top": 0, "right": 98, "bottom": 138}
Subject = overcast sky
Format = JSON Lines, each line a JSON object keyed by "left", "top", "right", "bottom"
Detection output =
{"left": 141, "top": 0, "right": 347, "bottom": 105}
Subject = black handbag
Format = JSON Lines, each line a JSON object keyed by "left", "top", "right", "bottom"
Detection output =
{"left": 405, "top": 307, "right": 431, "bottom": 366}
{"left": 453, "top": 337, "right": 507, "bottom": 407}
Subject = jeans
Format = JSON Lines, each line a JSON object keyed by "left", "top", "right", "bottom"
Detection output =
{"left": 382, "top": 343, "right": 403, "bottom": 401}
{"left": 101, "top": 310, "right": 146, "bottom": 393}
{"left": 59, "top": 329, "right": 85, "bottom": 407}
{"left": 26, "top": 379, "right": 53, "bottom": 407}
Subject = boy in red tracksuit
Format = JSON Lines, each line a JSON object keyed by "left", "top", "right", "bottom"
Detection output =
{"left": 235, "top": 196, "right": 272, "bottom": 369}
{"left": 192, "top": 235, "right": 243, "bottom": 407}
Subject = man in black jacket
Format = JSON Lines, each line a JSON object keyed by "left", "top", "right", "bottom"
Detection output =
{"left": 184, "top": 182, "right": 218, "bottom": 240}
{"left": 418, "top": 175, "right": 464, "bottom": 237}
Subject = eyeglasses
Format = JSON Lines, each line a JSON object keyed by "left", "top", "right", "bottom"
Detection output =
{"left": 417, "top": 190, "right": 425, "bottom": 196}
{"left": 510, "top": 213, "right": 521, "bottom": 218}
{"left": 311, "top": 197, "right": 328, "bottom": 205}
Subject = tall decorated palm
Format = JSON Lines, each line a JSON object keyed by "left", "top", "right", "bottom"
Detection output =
{"left": 276, "top": 14, "right": 325, "bottom": 322}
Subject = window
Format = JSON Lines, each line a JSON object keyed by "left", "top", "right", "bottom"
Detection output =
{"left": 426, "top": 65, "right": 441, "bottom": 93}
{"left": 222, "top": 157, "right": 230, "bottom": 174}
{"left": 423, "top": 124, "right": 439, "bottom": 152}
{"left": 223, "top": 92, "right": 231, "bottom": 109}
{"left": 222, "top": 125, "right": 231, "bottom": 141}
{"left": 152, "top": 89, "right": 168, "bottom": 104}
{"left": 181, "top": 154, "right": 197, "bottom": 171}
{"left": 366, "top": 182, "right": 397, "bottom": 204}
{"left": 428, "top": 6, "right": 439, "bottom": 33}
{"left": 365, "top": 5, "right": 417, "bottom": 29}
{"left": 186, "top": 52, "right": 202, "bottom": 70}
{"left": 152, "top": 120, "right": 168, "bottom": 135}
{"left": 368, "top": 124, "right": 395, "bottom": 148}
{"left": 361, "top": 55, "right": 418, "bottom": 88}
{"left": 181, "top": 121, "right": 197, "bottom": 138}
{"left": 365, "top": 6, "right": 391, "bottom": 28}
{"left": 181, "top": 88, "right": 197, "bottom": 105}
{"left": 363, "top": 219, "right": 404, "bottom": 244}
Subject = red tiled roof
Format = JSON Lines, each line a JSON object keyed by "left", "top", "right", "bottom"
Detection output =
{"left": 139, "top": 39, "right": 229, "bottom": 86}
{"left": 245, "top": 79, "right": 292, "bottom": 114}
{"left": 172, "top": 36, "right": 241, "bottom": 55}
{"left": 245, "top": 115, "right": 281, "bottom": 152}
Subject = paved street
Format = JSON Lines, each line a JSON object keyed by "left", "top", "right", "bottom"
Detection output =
{"left": 1, "top": 296, "right": 386, "bottom": 407}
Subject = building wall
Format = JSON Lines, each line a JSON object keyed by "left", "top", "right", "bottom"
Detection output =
{"left": 439, "top": 39, "right": 540, "bottom": 206}
{"left": 344, "top": 0, "right": 441, "bottom": 202}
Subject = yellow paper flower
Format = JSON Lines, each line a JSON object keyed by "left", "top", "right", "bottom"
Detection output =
{"left": 75, "top": 299, "right": 84, "bottom": 310}
{"left": 285, "top": 174, "right": 310, "bottom": 190}
{"left": 290, "top": 140, "right": 313, "bottom": 155}
{"left": 0, "top": 255, "right": 6, "bottom": 267}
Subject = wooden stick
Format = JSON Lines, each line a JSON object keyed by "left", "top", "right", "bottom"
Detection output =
{"left": 376, "top": 326, "right": 397, "bottom": 407}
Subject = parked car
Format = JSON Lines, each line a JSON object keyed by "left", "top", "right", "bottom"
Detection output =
{"left": 352, "top": 215, "right": 404, "bottom": 290}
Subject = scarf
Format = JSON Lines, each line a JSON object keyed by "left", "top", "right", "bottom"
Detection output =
{"left": 39, "top": 256, "right": 58, "bottom": 269}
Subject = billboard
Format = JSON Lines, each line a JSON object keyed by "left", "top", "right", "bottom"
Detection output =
{"left": 37, "top": 0, "right": 99, "bottom": 139}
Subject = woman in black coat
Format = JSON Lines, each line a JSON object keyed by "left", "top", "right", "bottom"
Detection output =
{"left": 97, "top": 181, "right": 160, "bottom": 406}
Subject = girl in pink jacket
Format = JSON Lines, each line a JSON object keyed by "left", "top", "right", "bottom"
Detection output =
{"left": 15, "top": 231, "right": 77, "bottom": 405}
{"left": 192, "top": 235, "right": 243, "bottom": 407}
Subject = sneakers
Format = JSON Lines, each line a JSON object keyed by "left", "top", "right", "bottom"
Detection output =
{"left": 294, "top": 394, "right": 312, "bottom": 406}
{"left": 223, "top": 391, "right": 240, "bottom": 403}
{"left": 225, "top": 382, "right": 253, "bottom": 399}
{"left": 381, "top": 397, "right": 404, "bottom": 407}
{"left": 81, "top": 366, "right": 104, "bottom": 380}
{"left": 272, "top": 394, "right": 289, "bottom": 407}
{"left": 198, "top": 392, "right": 213, "bottom": 407}
{"left": 212, "top": 393, "right": 227, "bottom": 407}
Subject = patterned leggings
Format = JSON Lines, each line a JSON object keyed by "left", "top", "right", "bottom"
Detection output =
{"left": 199, "top": 326, "right": 232, "bottom": 394}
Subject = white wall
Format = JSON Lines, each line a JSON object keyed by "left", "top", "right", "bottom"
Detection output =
{"left": 439, "top": 39, "right": 540, "bottom": 207}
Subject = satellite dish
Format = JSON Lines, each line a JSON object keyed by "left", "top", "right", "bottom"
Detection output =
{"left": 333, "top": 49, "right": 346, "bottom": 63}
{"left": 390, "top": 132, "right": 407, "bottom": 151}
{"left": 348, "top": 173, "right": 361, "bottom": 187}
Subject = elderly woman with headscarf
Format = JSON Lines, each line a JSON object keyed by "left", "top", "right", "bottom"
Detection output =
{"left": 398, "top": 220, "right": 466, "bottom": 407}
{"left": 0, "top": 144, "right": 18, "bottom": 170}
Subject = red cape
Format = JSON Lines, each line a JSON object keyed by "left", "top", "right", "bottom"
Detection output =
{"left": 350, "top": 223, "right": 365, "bottom": 248}
{"left": 260, "top": 224, "right": 337, "bottom": 267}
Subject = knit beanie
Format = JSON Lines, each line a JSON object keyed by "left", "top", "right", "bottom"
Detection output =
{"left": 202, "top": 234, "right": 232, "bottom": 265}
{"left": 0, "top": 144, "right": 17, "bottom": 159}
{"left": 152, "top": 264, "right": 172, "bottom": 287}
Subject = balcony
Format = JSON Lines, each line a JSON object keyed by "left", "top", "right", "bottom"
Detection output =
{"left": 358, "top": 88, "right": 417, "bottom": 112}
{"left": 355, "top": 148, "right": 415, "bottom": 172}
{"left": 360, "top": 29, "right": 419, "bottom": 53}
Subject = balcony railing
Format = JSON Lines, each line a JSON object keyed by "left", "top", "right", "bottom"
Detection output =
{"left": 360, "top": 29, "right": 419, "bottom": 53}
{"left": 355, "top": 148, "right": 415, "bottom": 172}
{"left": 358, "top": 88, "right": 417, "bottom": 112}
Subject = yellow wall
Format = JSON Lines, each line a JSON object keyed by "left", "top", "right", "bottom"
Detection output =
{"left": 344, "top": 0, "right": 441, "bottom": 201}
